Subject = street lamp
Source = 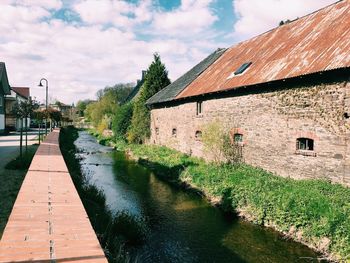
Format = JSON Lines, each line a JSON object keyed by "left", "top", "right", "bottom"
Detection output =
{"left": 38, "top": 78, "right": 48, "bottom": 135}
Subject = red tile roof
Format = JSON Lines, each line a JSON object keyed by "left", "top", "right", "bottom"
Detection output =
{"left": 12, "top": 87, "right": 30, "bottom": 98}
{"left": 177, "top": 0, "right": 350, "bottom": 99}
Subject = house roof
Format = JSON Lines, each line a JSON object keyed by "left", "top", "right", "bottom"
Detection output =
{"left": 146, "top": 48, "right": 227, "bottom": 105}
{"left": 172, "top": 0, "right": 350, "bottom": 100}
{"left": 12, "top": 87, "right": 30, "bottom": 99}
{"left": 124, "top": 71, "right": 147, "bottom": 103}
{"left": 0, "top": 62, "right": 11, "bottom": 95}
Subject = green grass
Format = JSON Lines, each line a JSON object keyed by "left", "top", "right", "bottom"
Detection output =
{"left": 5, "top": 145, "right": 38, "bottom": 170}
{"left": 0, "top": 145, "right": 38, "bottom": 238}
{"left": 120, "top": 141, "right": 350, "bottom": 260}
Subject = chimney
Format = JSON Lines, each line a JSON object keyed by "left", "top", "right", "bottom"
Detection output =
{"left": 142, "top": 70, "right": 147, "bottom": 79}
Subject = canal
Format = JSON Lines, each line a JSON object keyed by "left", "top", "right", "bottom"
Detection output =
{"left": 75, "top": 131, "right": 321, "bottom": 263}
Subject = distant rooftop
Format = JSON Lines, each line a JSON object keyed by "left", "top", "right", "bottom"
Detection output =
{"left": 12, "top": 87, "right": 30, "bottom": 99}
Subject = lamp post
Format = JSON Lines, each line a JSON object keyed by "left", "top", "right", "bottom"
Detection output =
{"left": 38, "top": 78, "right": 48, "bottom": 135}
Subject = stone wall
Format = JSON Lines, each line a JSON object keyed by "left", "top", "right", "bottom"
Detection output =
{"left": 150, "top": 81, "right": 350, "bottom": 185}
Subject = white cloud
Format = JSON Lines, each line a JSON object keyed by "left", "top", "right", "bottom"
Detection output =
{"left": 151, "top": 0, "right": 217, "bottom": 37}
{"left": 14, "top": 0, "right": 63, "bottom": 9}
{"left": 233, "top": 0, "right": 336, "bottom": 40}
{"left": 1, "top": 0, "right": 336, "bottom": 105}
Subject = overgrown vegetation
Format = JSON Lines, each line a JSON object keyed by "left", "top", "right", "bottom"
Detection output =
{"left": 84, "top": 83, "right": 134, "bottom": 131}
{"left": 59, "top": 126, "right": 145, "bottom": 262}
{"left": 82, "top": 53, "right": 170, "bottom": 145}
{"left": 110, "top": 140, "right": 350, "bottom": 260}
{"left": 128, "top": 53, "right": 170, "bottom": 143}
{"left": 112, "top": 103, "right": 133, "bottom": 140}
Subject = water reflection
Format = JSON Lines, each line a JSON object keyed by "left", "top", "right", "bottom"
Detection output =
{"left": 75, "top": 131, "right": 321, "bottom": 263}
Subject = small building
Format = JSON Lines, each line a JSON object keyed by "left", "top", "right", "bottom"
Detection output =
{"left": 124, "top": 70, "right": 146, "bottom": 103}
{"left": 50, "top": 102, "right": 73, "bottom": 120}
{"left": 147, "top": 1, "right": 350, "bottom": 185}
{"left": 5, "top": 87, "right": 31, "bottom": 131}
{"left": 0, "top": 63, "right": 11, "bottom": 134}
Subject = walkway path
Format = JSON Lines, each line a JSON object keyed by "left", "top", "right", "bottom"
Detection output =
{"left": 0, "top": 129, "right": 107, "bottom": 262}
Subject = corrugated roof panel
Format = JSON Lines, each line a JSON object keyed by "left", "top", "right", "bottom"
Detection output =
{"left": 177, "top": 0, "right": 350, "bottom": 99}
{"left": 146, "top": 48, "right": 226, "bottom": 105}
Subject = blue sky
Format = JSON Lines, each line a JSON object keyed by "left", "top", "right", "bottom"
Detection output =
{"left": 0, "top": 0, "right": 335, "bottom": 103}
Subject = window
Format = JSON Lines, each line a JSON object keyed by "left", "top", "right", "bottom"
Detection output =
{"left": 233, "top": 133, "right": 243, "bottom": 143}
{"left": 234, "top": 62, "right": 252, "bottom": 75}
{"left": 155, "top": 127, "right": 159, "bottom": 135}
{"left": 0, "top": 97, "right": 2, "bottom": 107}
{"left": 172, "top": 128, "right": 177, "bottom": 137}
{"left": 196, "top": 101, "right": 203, "bottom": 116}
{"left": 195, "top": 131, "right": 202, "bottom": 140}
{"left": 296, "top": 138, "right": 314, "bottom": 151}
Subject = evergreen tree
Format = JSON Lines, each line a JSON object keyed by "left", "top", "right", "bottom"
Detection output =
{"left": 128, "top": 53, "right": 171, "bottom": 143}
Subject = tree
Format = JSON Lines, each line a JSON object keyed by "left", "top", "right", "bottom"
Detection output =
{"left": 112, "top": 102, "right": 133, "bottom": 139}
{"left": 32, "top": 110, "right": 45, "bottom": 144}
{"left": 84, "top": 83, "right": 134, "bottom": 130}
{"left": 12, "top": 98, "right": 39, "bottom": 156}
{"left": 128, "top": 53, "right": 170, "bottom": 143}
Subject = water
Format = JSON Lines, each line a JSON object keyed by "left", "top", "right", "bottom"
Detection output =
{"left": 75, "top": 131, "right": 322, "bottom": 263}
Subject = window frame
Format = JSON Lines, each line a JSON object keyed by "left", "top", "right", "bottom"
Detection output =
{"left": 295, "top": 137, "right": 316, "bottom": 157}
{"left": 233, "top": 133, "right": 243, "bottom": 143}
{"left": 172, "top": 128, "right": 177, "bottom": 138}
{"left": 195, "top": 130, "right": 202, "bottom": 141}
{"left": 196, "top": 101, "right": 203, "bottom": 116}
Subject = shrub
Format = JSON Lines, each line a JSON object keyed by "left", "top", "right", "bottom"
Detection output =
{"left": 112, "top": 103, "right": 133, "bottom": 139}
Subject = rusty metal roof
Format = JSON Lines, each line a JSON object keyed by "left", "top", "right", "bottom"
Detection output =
{"left": 177, "top": 0, "right": 350, "bottom": 100}
{"left": 146, "top": 48, "right": 226, "bottom": 105}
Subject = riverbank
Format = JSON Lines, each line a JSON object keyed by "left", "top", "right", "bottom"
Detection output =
{"left": 59, "top": 127, "right": 146, "bottom": 262}
{"left": 89, "top": 129, "right": 350, "bottom": 262}
{"left": 0, "top": 145, "right": 38, "bottom": 238}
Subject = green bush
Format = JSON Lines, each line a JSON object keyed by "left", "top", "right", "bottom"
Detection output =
{"left": 112, "top": 103, "right": 133, "bottom": 140}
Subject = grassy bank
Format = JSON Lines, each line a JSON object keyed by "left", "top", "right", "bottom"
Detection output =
{"left": 0, "top": 145, "right": 38, "bottom": 237}
{"left": 59, "top": 126, "right": 145, "bottom": 262}
{"left": 129, "top": 144, "right": 350, "bottom": 261}
{"left": 87, "top": 128, "right": 350, "bottom": 261}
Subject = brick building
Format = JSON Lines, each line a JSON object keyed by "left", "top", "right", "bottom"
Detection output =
{"left": 147, "top": 1, "right": 350, "bottom": 184}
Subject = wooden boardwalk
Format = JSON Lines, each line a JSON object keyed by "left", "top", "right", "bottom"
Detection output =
{"left": 0, "top": 129, "right": 107, "bottom": 263}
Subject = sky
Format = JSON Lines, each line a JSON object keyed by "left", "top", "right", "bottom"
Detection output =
{"left": 0, "top": 0, "right": 336, "bottom": 105}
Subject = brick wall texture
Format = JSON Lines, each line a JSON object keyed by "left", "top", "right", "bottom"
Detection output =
{"left": 150, "top": 81, "right": 350, "bottom": 185}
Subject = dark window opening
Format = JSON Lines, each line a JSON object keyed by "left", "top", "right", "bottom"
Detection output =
{"left": 196, "top": 101, "right": 203, "bottom": 115}
{"left": 234, "top": 62, "right": 252, "bottom": 75}
{"left": 296, "top": 138, "right": 314, "bottom": 151}
{"left": 195, "top": 131, "right": 202, "bottom": 140}
{"left": 155, "top": 127, "right": 159, "bottom": 135}
{"left": 234, "top": 133, "right": 243, "bottom": 143}
{"left": 344, "top": 112, "right": 349, "bottom": 119}
{"left": 172, "top": 128, "right": 177, "bottom": 137}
